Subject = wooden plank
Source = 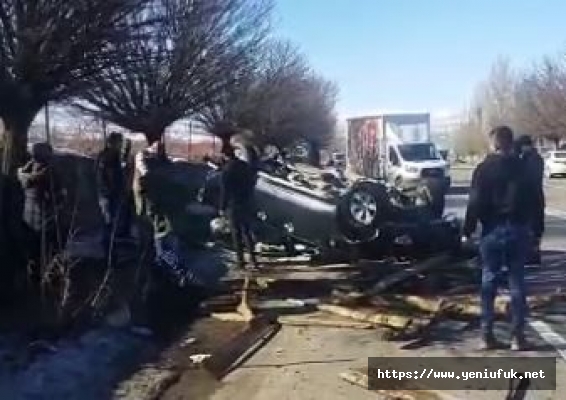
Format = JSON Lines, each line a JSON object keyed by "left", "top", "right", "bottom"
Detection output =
{"left": 399, "top": 296, "right": 446, "bottom": 314}
{"left": 339, "top": 370, "right": 369, "bottom": 389}
{"left": 317, "top": 304, "right": 419, "bottom": 329}
{"left": 203, "top": 315, "right": 281, "bottom": 380}
{"left": 366, "top": 255, "right": 450, "bottom": 297}
{"left": 236, "top": 275, "right": 254, "bottom": 321}
{"left": 114, "top": 367, "right": 180, "bottom": 400}
{"left": 279, "top": 312, "right": 374, "bottom": 329}
{"left": 210, "top": 312, "right": 249, "bottom": 322}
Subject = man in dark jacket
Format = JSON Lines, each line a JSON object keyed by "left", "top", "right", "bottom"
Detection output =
{"left": 220, "top": 145, "right": 258, "bottom": 270}
{"left": 96, "top": 132, "right": 127, "bottom": 266}
{"left": 515, "top": 135, "right": 545, "bottom": 264}
{"left": 463, "top": 126, "right": 537, "bottom": 351}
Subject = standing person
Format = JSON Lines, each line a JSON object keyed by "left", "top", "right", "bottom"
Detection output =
{"left": 121, "top": 138, "right": 135, "bottom": 238}
{"left": 18, "top": 142, "right": 66, "bottom": 285}
{"left": 462, "top": 126, "right": 536, "bottom": 351}
{"left": 133, "top": 140, "right": 168, "bottom": 220}
{"left": 220, "top": 145, "right": 259, "bottom": 270}
{"left": 230, "top": 133, "right": 261, "bottom": 181}
{"left": 515, "top": 135, "right": 545, "bottom": 265}
{"left": 95, "top": 132, "right": 127, "bottom": 267}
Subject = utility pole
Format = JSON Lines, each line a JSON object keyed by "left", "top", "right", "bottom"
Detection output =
{"left": 476, "top": 107, "right": 483, "bottom": 133}
{"left": 188, "top": 120, "right": 193, "bottom": 157}
{"left": 44, "top": 102, "right": 51, "bottom": 144}
{"left": 102, "top": 119, "right": 108, "bottom": 143}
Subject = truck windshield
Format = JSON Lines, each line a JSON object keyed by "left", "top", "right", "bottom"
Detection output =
{"left": 398, "top": 143, "right": 440, "bottom": 161}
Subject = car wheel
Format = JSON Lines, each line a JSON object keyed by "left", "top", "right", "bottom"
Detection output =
{"left": 544, "top": 168, "right": 553, "bottom": 179}
{"left": 394, "top": 176, "right": 403, "bottom": 188}
{"left": 416, "top": 178, "right": 446, "bottom": 219}
{"left": 336, "top": 181, "right": 390, "bottom": 243}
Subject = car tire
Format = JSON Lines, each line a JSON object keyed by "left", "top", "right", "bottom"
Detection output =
{"left": 544, "top": 168, "right": 553, "bottom": 179}
{"left": 394, "top": 176, "right": 403, "bottom": 188}
{"left": 336, "top": 181, "right": 390, "bottom": 243}
{"left": 416, "top": 178, "right": 446, "bottom": 218}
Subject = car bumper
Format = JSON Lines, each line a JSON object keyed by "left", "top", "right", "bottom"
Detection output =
{"left": 398, "top": 175, "right": 451, "bottom": 190}
{"left": 548, "top": 164, "right": 566, "bottom": 175}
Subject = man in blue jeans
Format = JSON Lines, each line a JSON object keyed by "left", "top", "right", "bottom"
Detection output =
{"left": 463, "top": 126, "right": 537, "bottom": 351}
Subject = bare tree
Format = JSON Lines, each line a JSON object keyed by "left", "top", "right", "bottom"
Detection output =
{"left": 77, "top": 0, "right": 272, "bottom": 145}
{"left": 197, "top": 40, "right": 308, "bottom": 148}
{"left": 514, "top": 56, "right": 566, "bottom": 147}
{"left": 0, "top": 0, "right": 146, "bottom": 173}
{"left": 197, "top": 39, "right": 338, "bottom": 163}
{"left": 454, "top": 117, "right": 488, "bottom": 158}
{"left": 470, "top": 57, "right": 518, "bottom": 132}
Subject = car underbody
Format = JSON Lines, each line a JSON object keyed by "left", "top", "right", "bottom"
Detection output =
{"left": 199, "top": 160, "right": 462, "bottom": 261}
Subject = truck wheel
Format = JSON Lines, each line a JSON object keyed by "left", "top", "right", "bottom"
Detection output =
{"left": 394, "top": 176, "right": 403, "bottom": 188}
{"left": 336, "top": 181, "right": 390, "bottom": 242}
{"left": 417, "top": 178, "right": 446, "bottom": 218}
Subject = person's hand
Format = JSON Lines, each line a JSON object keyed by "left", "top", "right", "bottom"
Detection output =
{"left": 31, "top": 167, "right": 47, "bottom": 178}
{"left": 461, "top": 235, "right": 471, "bottom": 245}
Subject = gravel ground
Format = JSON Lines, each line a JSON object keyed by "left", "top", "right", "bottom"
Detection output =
{"left": 0, "top": 328, "right": 154, "bottom": 400}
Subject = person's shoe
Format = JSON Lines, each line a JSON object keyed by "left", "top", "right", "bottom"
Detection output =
{"left": 510, "top": 336, "right": 530, "bottom": 351}
{"left": 480, "top": 335, "right": 507, "bottom": 350}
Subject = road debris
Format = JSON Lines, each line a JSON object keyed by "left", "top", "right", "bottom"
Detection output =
{"left": 114, "top": 366, "right": 180, "bottom": 400}
{"left": 278, "top": 312, "right": 374, "bottom": 329}
{"left": 236, "top": 275, "right": 254, "bottom": 322}
{"left": 203, "top": 315, "right": 281, "bottom": 380}
{"left": 367, "top": 255, "right": 451, "bottom": 296}
{"left": 180, "top": 337, "right": 197, "bottom": 348}
{"left": 317, "top": 304, "right": 419, "bottom": 330}
{"left": 339, "top": 369, "right": 453, "bottom": 400}
{"left": 189, "top": 354, "right": 212, "bottom": 364}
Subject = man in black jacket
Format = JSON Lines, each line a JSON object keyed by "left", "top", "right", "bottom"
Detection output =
{"left": 515, "top": 135, "right": 545, "bottom": 264}
{"left": 96, "top": 132, "right": 127, "bottom": 266}
{"left": 463, "top": 126, "right": 537, "bottom": 351}
{"left": 220, "top": 145, "right": 259, "bottom": 270}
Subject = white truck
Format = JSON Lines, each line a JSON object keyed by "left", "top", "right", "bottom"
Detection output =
{"left": 346, "top": 113, "right": 450, "bottom": 190}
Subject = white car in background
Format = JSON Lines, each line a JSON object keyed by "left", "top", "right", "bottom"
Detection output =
{"left": 544, "top": 150, "right": 566, "bottom": 178}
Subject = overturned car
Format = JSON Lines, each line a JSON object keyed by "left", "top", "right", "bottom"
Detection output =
{"left": 200, "top": 161, "right": 461, "bottom": 259}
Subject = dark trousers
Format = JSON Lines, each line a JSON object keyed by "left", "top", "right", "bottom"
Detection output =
{"left": 479, "top": 223, "right": 529, "bottom": 339}
{"left": 228, "top": 206, "right": 257, "bottom": 267}
{"left": 99, "top": 194, "right": 131, "bottom": 267}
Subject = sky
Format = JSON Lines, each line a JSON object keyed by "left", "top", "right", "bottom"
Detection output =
{"left": 274, "top": 0, "right": 566, "bottom": 118}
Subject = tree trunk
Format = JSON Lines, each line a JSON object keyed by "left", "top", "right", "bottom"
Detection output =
{"left": 220, "top": 136, "right": 231, "bottom": 155}
{"left": 1, "top": 109, "right": 38, "bottom": 175}
{"left": 145, "top": 130, "right": 165, "bottom": 146}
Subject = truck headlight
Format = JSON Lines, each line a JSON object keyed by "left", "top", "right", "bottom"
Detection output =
{"left": 404, "top": 165, "right": 419, "bottom": 173}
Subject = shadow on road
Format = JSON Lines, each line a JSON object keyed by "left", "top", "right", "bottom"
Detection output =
{"left": 448, "top": 185, "right": 470, "bottom": 196}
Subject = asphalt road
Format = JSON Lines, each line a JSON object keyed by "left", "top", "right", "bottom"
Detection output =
{"left": 207, "top": 172, "right": 566, "bottom": 400}
{"left": 447, "top": 171, "right": 566, "bottom": 369}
